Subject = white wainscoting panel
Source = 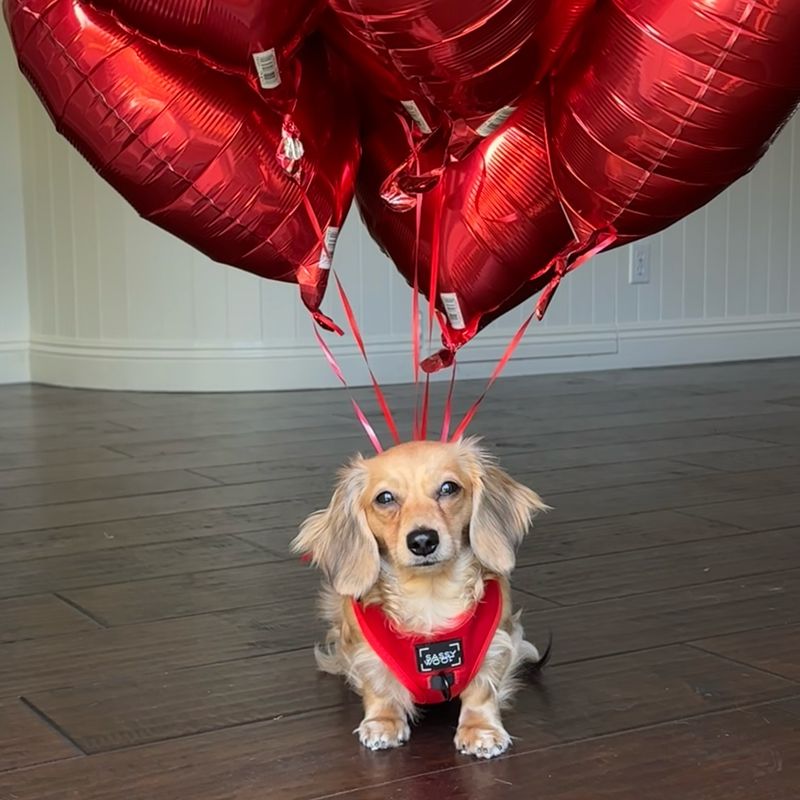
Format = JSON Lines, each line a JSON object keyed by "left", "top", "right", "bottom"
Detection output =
{"left": 0, "top": 29, "right": 30, "bottom": 383}
{"left": 4, "top": 26, "right": 800, "bottom": 390}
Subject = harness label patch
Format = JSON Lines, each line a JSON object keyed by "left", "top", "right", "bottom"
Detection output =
{"left": 416, "top": 639, "right": 463, "bottom": 673}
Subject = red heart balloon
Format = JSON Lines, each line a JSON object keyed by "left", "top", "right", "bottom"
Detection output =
{"left": 86, "top": 0, "right": 324, "bottom": 95}
{"left": 550, "top": 0, "right": 800, "bottom": 245}
{"left": 355, "top": 0, "right": 800, "bottom": 367}
{"left": 329, "top": 0, "right": 537, "bottom": 122}
{"left": 328, "top": 0, "right": 596, "bottom": 170}
{"left": 357, "top": 91, "right": 578, "bottom": 368}
{"left": 6, "top": 0, "right": 800, "bottom": 368}
{"left": 5, "top": 0, "right": 360, "bottom": 329}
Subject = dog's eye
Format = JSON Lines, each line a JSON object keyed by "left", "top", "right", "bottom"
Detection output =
{"left": 375, "top": 490, "right": 395, "bottom": 505}
{"left": 438, "top": 481, "right": 460, "bottom": 497}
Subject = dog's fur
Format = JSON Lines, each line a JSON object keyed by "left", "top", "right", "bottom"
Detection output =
{"left": 292, "top": 437, "right": 548, "bottom": 758}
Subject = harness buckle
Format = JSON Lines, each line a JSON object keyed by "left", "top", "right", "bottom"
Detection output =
{"left": 430, "top": 671, "right": 455, "bottom": 701}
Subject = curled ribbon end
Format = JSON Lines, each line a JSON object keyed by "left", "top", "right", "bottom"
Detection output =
{"left": 421, "top": 347, "right": 455, "bottom": 374}
{"left": 312, "top": 310, "right": 344, "bottom": 336}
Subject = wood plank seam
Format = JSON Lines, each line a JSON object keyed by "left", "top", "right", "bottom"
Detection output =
{"left": 18, "top": 697, "right": 88, "bottom": 756}
{"left": 517, "top": 527, "right": 757, "bottom": 568}
{"left": 304, "top": 693, "right": 800, "bottom": 800}
{"left": 501, "top": 618, "right": 800, "bottom": 670}
{"left": 231, "top": 534, "right": 287, "bottom": 560}
{"left": 685, "top": 642, "right": 800, "bottom": 686}
{"left": 52, "top": 594, "right": 107, "bottom": 629}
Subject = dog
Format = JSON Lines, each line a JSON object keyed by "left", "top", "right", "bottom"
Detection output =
{"left": 292, "top": 437, "right": 548, "bottom": 759}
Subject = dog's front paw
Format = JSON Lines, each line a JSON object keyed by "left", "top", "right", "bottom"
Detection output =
{"left": 357, "top": 716, "right": 410, "bottom": 750}
{"left": 455, "top": 723, "right": 511, "bottom": 759}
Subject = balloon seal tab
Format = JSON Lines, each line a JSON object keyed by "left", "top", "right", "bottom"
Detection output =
{"left": 312, "top": 310, "right": 343, "bottom": 336}
{"left": 421, "top": 347, "right": 455, "bottom": 374}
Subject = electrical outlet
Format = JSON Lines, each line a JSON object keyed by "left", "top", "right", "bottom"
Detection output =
{"left": 629, "top": 241, "right": 651, "bottom": 284}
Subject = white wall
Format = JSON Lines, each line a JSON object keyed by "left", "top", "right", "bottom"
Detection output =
{"left": 0, "top": 28, "right": 30, "bottom": 383}
{"left": 5, "top": 24, "right": 800, "bottom": 390}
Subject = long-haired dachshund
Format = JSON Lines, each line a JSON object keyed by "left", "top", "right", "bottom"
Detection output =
{"left": 292, "top": 437, "right": 548, "bottom": 759}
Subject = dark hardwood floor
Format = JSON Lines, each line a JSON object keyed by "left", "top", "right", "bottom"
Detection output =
{"left": 1, "top": 358, "right": 800, "bottom": 798}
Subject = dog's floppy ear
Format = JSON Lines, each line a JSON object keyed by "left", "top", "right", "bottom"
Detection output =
{"left": 461, "top": 438, "right": 549, "bottom": 575}
{"left": 291, "top": 456, "right": 379, "bottom": 597}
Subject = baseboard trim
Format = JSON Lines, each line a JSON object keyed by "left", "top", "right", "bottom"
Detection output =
{"left": 27, "top": 327, "right": 617, "bottom": 391}
{"left": 26, "top": 314, "right": 800, "bottom": 391}
{"left": 616, "top": 314, "right": 800, "bottom": 368}
{"left": 0, "top": 341, "right": 30, "bottom": 384}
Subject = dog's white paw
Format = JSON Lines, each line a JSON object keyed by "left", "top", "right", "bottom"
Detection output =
{"left": 455, "top": 723, "right": 512, "bottom": 759}
{"left": 357, "top": 717, "right": 410, "bottom": 750}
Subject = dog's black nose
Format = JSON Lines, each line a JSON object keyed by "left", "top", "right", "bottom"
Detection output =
{"left": 407, "top": 528, "right": 439, "bottom": 556}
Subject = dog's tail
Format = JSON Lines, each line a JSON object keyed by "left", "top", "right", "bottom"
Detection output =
{"left": 532, "top": 632, "right": 553, "bottom": 671}
{"left": 522, "top": 631, "right": 553, "bottom": 682}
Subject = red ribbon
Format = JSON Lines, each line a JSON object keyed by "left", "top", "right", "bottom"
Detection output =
{"left": 300, "top": 170, "right": 400, "bottom": 452}
{"left": 400, "top": 115, "right": 444, "bottom": 443}
{"left": 450, "top": 311, "right": 536, "bottom": 441}
{"left": 333, "top": 274, "right": 401, "bottom": 446}
{"left": 307, "top": 111, "right": 613, "bottom": 452}
{"left": 415, "top": 180, "right": 444, "bottom": 440}
{"left": 411, "top": 196, "right": 423, "bottom": 440}
{"left": 312, "top": 324, "right": 384, "bottom": 454}
{"left": 418, "top": 373, "right": 431, "bottom": 440}
{"left": 536, "top": 229, "right": 617, "bottom": 319}
{"left": 440, "top": 361, "right": 458, "bottom": 442}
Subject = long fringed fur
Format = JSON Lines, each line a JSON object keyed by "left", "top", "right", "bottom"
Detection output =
{"left": 293, "top": 439, "right": 550, "bottom": 756}
{"left": 313, "top": 558, "right": 542, "bottom": 721}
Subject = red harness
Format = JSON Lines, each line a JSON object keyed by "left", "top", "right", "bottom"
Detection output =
{"left": 351, "top": 579, "right": 503, "bottom": 705}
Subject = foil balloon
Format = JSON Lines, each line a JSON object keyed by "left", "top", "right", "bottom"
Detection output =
{"left": 6, "top": 0, "right": 800, "bottom": 373}
{"left": 322, "top": 10, "right": 421, "bottom": 108}
{"left": 329, "top": 0, "right": 549, "bottom": 124}
{"left": 4, "top": 0, "right": 360, "bottom": 329}
{"left": 527, "top": 0, "right": 595, "bottom": 83}
{"left": 86, "top": 0, "right": 325, "bottom": 95}
{"left": 331, "top": 0, "right": 586, "bottom": 120}
{"left": 327, "top": 0, "right": 596, "bottom": 158}
{"left": 549, "top": 0, "right": 800, "bottom": 246}
{"left": 357, "top": 0, "right": 800, "bottom": 368}
{"left": 357, "top": 91, "right": 580, "bottom": 369}
{"left": 328, "top": 0, "right": 597, "bottom": 213}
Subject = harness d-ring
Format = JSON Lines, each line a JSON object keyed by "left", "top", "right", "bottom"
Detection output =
{"left": 430, "top": 671, "right": 455, "bottom": 702}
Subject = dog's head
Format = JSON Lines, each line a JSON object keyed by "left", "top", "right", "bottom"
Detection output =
{"left": 292, "top": 438, "right": 547, "bottom": 597}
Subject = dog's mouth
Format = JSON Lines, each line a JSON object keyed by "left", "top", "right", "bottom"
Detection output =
{"left": 412, "top": 557, "right": 445, "bottom": 569}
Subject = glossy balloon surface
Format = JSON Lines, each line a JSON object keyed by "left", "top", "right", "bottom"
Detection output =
{"left": 357, "top": 92, "right": 574, "bottom": 358}
{"left": 87, "top": 0, "right": 325, "bottom": 91}
{"left": 354, "top": 0, "right": 800, "bottom": 361}
{"left": 4, "top": 0, "right": 360, "bottom": 323}
{"left": 5, "top": 0, "right": 800, "bottom": 356}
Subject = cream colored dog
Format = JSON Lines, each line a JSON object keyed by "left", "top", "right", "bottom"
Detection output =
{"left": 293, "top": 438, "right": 548, "bottom": 758}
